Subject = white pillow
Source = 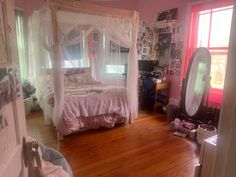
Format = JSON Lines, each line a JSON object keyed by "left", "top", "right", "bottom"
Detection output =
{"left": 68, "top": 73, "right": 98, "bottom": 84}
{"left": 76, "top": 75, "right": 86, "bottom": 84}
{"left": 64, "top": 76, "right": 70, "bottom": 83}
{"left": 68, "top": 74, "right": 78, "bottom": 82}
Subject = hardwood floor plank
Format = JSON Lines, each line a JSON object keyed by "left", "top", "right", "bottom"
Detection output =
{"left": 27, "top": 111, "right": 199, "bottom": 177}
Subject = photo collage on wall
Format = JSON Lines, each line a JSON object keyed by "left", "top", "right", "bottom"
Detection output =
{"left": 169, "top": 60, "right": 182, "bottom": 76}
{"left": 0, "top": 1, "right": 8, "bottom": 130}
{"left": 137, "top": 21, "right": 153, "bottom": 60}
{"left": 169, "top": 25, "right": 184, "bottom": 77}
{"left": 0, "top": 69, "right": 20, "bottom": 131}
{"left": 0, "top": 68, "right": 19, "bottom": 103}
{"left": 137, "top": 8, "right": 184, "bottom": 77}
{"left": 154, "top": 32, "right": 172, "bottom": 67}
{"left": 0, "top": 0, "right": 21, "bottom": 131}
{"left": 0, "top": 68, "right": 9, "bottom": 130}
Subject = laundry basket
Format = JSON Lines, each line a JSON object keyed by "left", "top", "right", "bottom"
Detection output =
{"left": 197, "top": 124, "right": 217, "bottom": 144}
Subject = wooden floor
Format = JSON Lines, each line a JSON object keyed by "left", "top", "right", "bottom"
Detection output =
{"left": 27, "top": 111, "right": 199, "bottom": 177}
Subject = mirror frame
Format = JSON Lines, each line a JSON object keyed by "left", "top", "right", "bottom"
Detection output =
{"left": 181, "top": 47, "right": 211, "bottom": 119}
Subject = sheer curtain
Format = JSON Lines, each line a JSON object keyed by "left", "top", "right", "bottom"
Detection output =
{"left": 15, "top": 10, "right": 28, "bottom": 81}
{"left": 28, "top": 8, "right": 54, "bottom": 123}
{"left": 28, "top": 2, "right": 139, "bottom": 126}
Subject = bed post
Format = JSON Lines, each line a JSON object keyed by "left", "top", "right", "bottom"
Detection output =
{"left": 57, "top": 131, "right": 64, "bottom": 141}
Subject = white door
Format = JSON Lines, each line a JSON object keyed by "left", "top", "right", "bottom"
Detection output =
{"left": 0, "top": 0, "right": 27, "bottom": 176}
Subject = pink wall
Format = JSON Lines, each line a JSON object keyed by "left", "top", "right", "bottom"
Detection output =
{"left": 81, "top": 0, "right": 138, "bottom": 10}
{"left": 14, "top": 0, "right": 138, "bottom": 18}
{"left": 14, "top": 0, "right": 44, "bottom": 18}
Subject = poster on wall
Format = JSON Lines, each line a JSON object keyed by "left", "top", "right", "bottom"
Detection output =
{"left": 155, "top": 33, "right": 172, "bottom": 67}
{"left": 0, "top": 68, "right": 13, "bottom": 109}
{"left": 0, "top": 68, "right": 10, "bottom": 131}
{"left": 156, "top": 8, "right": 178, "bottom": 22}
{"left": 0, "top": 67, "right": 21, "bottom": 133}
{"left": 0, "top": 0, "right": 18, "bottom": 142}
{"left": 171, "top": 41, "right": 183, "bottom": 60}
{"left": 8, "top": 68, "right": 20, "bottom": 99}
{"left": 137, "top": 25, "right": 154, "bottom": 60}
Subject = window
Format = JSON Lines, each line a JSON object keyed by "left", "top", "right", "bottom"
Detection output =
{"left": 63, "top": 27, "right": 90, "bottom": 68}
{"left": 105, "top": 41, "right": 128, "bottom": 75}
{"left": 185, "top": 1, "right": 233, "bottom": 107}
{"left": 106, "top": 65, "right": 126, "bottom": 74}
{"left": 64, "top": 43, "right": 84, "bottom": 68}
{"left": 64, "top": 43, "right": 81, "bottom": 60}
{"left": 15, "top": 10, "right": 28, "bottom": 80}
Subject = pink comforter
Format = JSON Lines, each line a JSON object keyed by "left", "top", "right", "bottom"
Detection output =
{"left": 58, "top": 86, "right": 129, "bottom": 135}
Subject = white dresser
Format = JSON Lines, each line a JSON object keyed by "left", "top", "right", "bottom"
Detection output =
{"left": 194, "top": 135, "right": 217, "bottom": 177}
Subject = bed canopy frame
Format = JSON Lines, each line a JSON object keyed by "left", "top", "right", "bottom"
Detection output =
{"left": 28, "top": 0, "right": 139, "bottom": 127}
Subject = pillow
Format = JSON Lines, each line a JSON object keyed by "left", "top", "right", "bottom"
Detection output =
{"left": 75, "top": 75, "right": 86, "bottom": 84}
{"left": 64, "top": 68, "right": 86, "bottom": 75}
{"left": 64, "top": 76, "right": 70, "bottom": 83}
{"left": 68, "top": 74, "right": 79, "bottom": 82}
{"left": 68, "top": 73, "right": 98, "bottom": 84}
{"left": 81, "top": 73, "right": 95, "bottom": 84}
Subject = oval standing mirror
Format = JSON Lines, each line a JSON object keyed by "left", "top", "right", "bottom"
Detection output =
{"left": 183, "top": 48, "right": 211, "bottom": 118}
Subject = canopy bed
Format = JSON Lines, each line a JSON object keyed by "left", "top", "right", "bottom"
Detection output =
{"left": 28, "top": 0, "right": 139, "bottom": 138}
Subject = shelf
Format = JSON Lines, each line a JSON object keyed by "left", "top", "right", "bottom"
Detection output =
{"left": 147, "top": 21, "right": 176, "bottom": 28}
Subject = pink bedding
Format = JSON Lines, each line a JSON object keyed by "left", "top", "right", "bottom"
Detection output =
{"left": 57, "top": 86, "right": 129, "bottom": 135}
{"left": 39, "top": 74, "right": 129, "bottom": 135}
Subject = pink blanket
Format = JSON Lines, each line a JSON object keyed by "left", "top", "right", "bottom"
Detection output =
{"left": 58, "top": 86, "right": 129, "bottom": 135}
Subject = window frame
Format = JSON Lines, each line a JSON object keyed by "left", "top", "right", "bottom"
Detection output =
{"left": 184, "top": 0, "right": 233, "bottom": 107}
{"left": 105, "top": 64, "right": 127, "bottom": 76}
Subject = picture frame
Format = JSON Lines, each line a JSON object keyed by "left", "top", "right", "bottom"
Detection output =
{"left": 156, "top": 8, "right": 178, "bottom": 22}
{"left": 0, "top": 68, "right": 12, "bottom": 109}
{"left": 157, "top": 10, "right": 169, "bottom": 22}
{"left": 142, "top": 47, "right": 149, "bottom": 55}
{"left": 166, "top": 8, "right": 178, "bottom": 22}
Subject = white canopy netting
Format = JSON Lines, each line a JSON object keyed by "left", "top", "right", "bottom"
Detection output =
{"left": 28, "top": 0, "right": 139, "bottom": 126}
